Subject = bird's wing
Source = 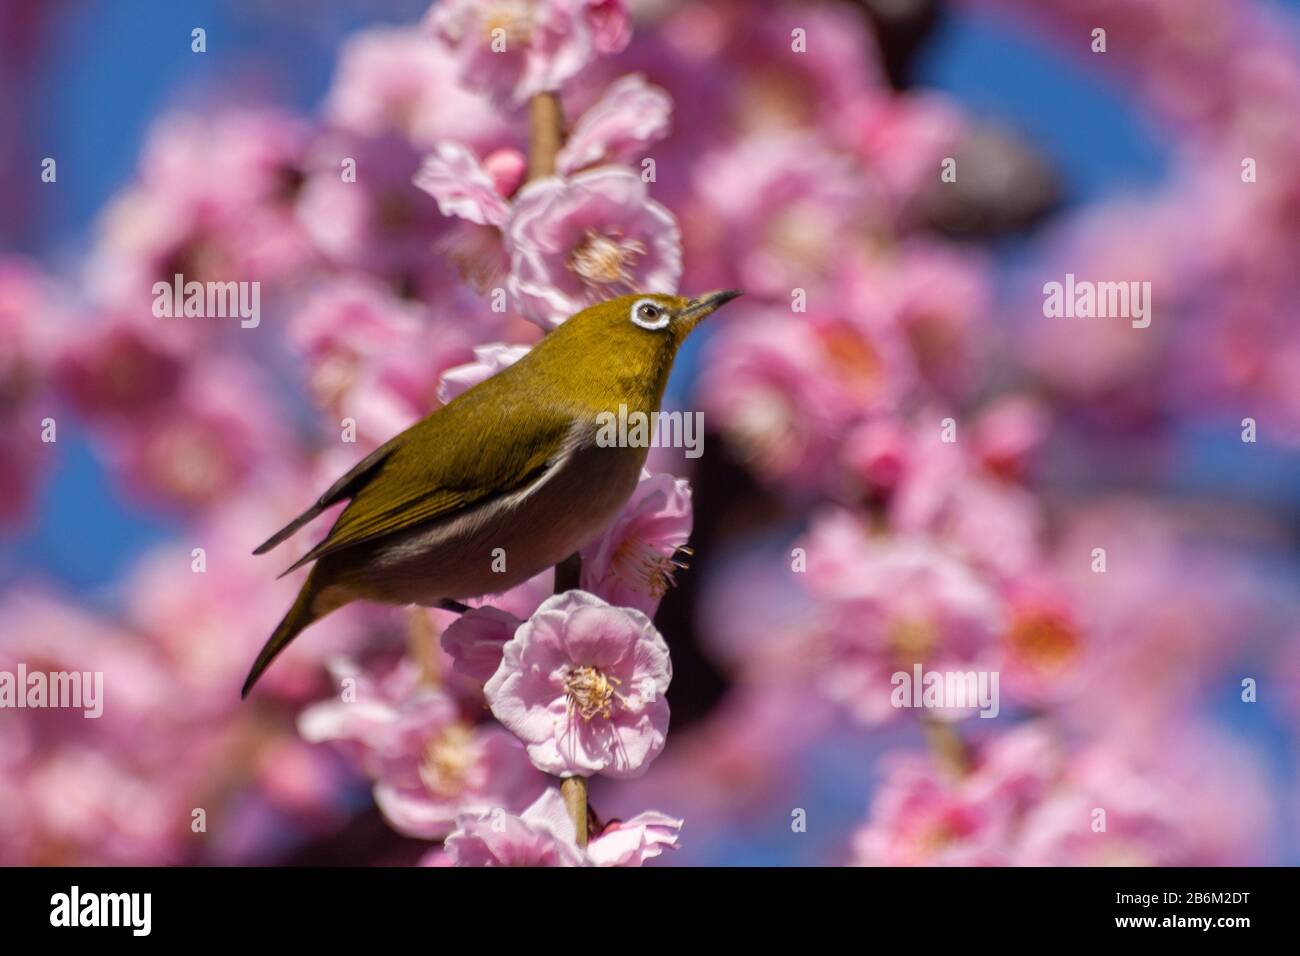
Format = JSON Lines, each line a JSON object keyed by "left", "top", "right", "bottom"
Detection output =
{"left": 252, "top": 441, "right": 398, "bottom": 555}
{"left": 276, "top": 387, "right": 578, "bottom": 576}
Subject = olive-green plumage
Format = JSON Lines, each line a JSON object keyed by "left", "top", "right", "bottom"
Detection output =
{"left": 241, "top": 290, "right": 739, "bottom": 697}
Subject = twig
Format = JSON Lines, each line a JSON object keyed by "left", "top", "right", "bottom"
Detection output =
{"left": 528, "top": 88, "right": 586, "bottom": 841}
{"left": 922, "top": 717, "right": 971, "bottom": 778}
{"left": 561, "top": 776, "right": 589, "bottom": 848}
{"left": 527, "top": 91, "right": 564, "bottom": 182}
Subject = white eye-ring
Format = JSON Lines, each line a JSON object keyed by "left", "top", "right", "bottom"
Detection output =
{"left": 630, "top": 297, "right": 670, "bottom": 331}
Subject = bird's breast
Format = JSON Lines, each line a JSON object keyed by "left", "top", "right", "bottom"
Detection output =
{"left": 341, "top": 432, "right": 646, "bottom": 605}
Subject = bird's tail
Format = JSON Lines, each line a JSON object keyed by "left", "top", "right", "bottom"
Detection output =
{"left": 241, "top": 567, "right": 343, "bottom": 698}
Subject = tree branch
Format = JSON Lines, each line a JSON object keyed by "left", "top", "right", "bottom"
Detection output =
{"left": 527, "top": 91, "right": 564, "bottom": 182}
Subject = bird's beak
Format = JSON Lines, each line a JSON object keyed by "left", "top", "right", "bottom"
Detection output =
{"left": 679, "top": 289, "right": 742, "bottom": 326}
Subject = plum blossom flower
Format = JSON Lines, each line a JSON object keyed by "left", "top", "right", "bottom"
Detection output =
{"left": 299, "top": 659, "right": 546, "bottom": 839}
{"left": 800, "top": 509, "right": 1005, "bottom": 724}
{"left": 437, "top": 342, "right": 531, "bottom": 404}
{"left": 505, "top": 166, "right": 682, "bottom": 327}
{"left": 557, "top": 74, "right": 672, "bottom": 174}
{"left": 324, "top": 27, "right": 507, "bottom": 149}
{"left": 698, "top": 291, "right": 912, "bottom": 492}
{"left": 296, "top": 132, "right": 457, "bottom": 288}
{"left": 443, "top": 786, "right": 681, "bottom": 866}
{"left": 580, "top": 469, "right": 693, "bottom": 616}
{"left": 484, "top": 591, "right": 671, "bottom": 777}
{"left": 86, "top": 108, "right": 315, "bottom": 312}
{"left": 426, "top": 0, "right": 631, "bottom": 107}
{"left": 98, "top": 358, "right": 289, "bottom": 513}
{"left": 440, "top": 605, "right": 523, "bottom": 684}
{"left": 414, "top": 141, "right": 515, "bottom": 228}
{"left": 689, "top": 132, "right": 876, "bottom": 297}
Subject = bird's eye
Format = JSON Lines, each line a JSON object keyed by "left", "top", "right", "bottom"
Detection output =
{"left": 630, "top": 298, "right": 670, "bottom": 330}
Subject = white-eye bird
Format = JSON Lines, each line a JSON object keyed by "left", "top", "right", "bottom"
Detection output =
{"left": 242, "top": 290, "right": 740, "bottom": 697}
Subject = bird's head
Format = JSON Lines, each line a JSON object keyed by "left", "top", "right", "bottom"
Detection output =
{"left": 528, "top": 290, "right": 742, "bottom": 412}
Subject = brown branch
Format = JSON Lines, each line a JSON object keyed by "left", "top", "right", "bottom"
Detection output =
{"left": 561, "top": 776, "right": 589, "bottom": 848}
{"left": 922, "top": 717, "right": 971, "bottom": 778}
{"left": 526, "top": 91, "right": 564, "bottom": 182}
{"left": 526, "top": 86, "right": 589, "bottom": 849}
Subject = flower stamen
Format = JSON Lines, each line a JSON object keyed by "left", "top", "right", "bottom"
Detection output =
{"left": 565, "top": 665, "right": 622, "bottom": 721}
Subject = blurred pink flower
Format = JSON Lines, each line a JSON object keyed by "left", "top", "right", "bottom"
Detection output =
{"left": 845, "top": 92, "right": 963, "bottom": 212}
{"left": 889, "top": 425, "right": 1043, "bottom": 582}
{"left": 53, "top": 310, "right": 190, "bottom": 421}
{"left": 485, "top": 590, "right": 672, "bottom": 777}
{"left": 853, "top": 720, "right": 1270, "bottom": 866}
{"left": 324, "top": 26, "right": 508, "bottom": 149}
{"left": 87, "top": 108, "right": 315, "bottom": 312}
{"left": 443, "top": 786, "right": 680, "bottom": 866}
{"left": 557, "top": 73, "right": 672, "bottom": 174}
{"left": 299, "top": 658, "right": 545, "bottom": 839}
{"left": 296, "top": 132, "right": 465, "bottom": 296}
{"left": 97, "top": 358, "right": 287, "bottom": 513}
{"left": 579, "top": 469, "right": 693, "bottom": 616}
{"left": 506, "top": 166, "right": 682, "bottom": 327}
{"left": 801, "top": 509, "right": 1005, "bottom": 724}
{"left": 852, "top": 723, "right": 1060, "bottom": 866}
{"left": 688, "top": 132, "right": 876, "bottom": 297}
{"left": 426, "top": 0, "right": 630, "bottom": 107}
{"left": 698, "top": 293, "right": 912, "bottom": 492}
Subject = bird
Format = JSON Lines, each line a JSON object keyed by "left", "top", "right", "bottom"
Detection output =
{"left": 241, "top": 289, "right": 740, "bottom": 697}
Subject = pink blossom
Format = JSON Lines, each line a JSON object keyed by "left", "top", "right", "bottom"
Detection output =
{"left": 697, "top": 293, "right": 912, "bottom": 492}
{"left": 296, "top": 132, "right": 463, "bottom": 294}
{"left": 484, "top": 591, "right": 672, "bottom": 777}
{"left": 557, "top": 74, "right": 672, "bottom": 174}
{"left": 444, "top": 788, "right": 588, "bottom": 866}
{"left": 414, "top": 141, "right": 514, "bottom": 227}
{"left": 845, "top": 92, "right": 963, "bottom": 211}
{"left": 53, "top": 310, "right": 189, "bottom": 421}
{"left": 437, "top": 342, "right": 531, "bottom": 404}
{"left": 288, "top": 275, "right": 428, "bottom": 412}
{"left": 443, "top": 786, "right": 681, "bottom": 866}
{"left": 505, "top": 167, "right": 682, "bottom": 328}
{"left": 800, "top": 510, "right": 1005, "bottom": 724}
{"left": 324, "top": 27, "right": 507, "bottom": 149}
{"left": 426, "top": 0, "right": 631, "bottom": 107}
{"left": 889, "top": 425, "right": 1043, "bottom": 582}
{"left": 86, "top": 108, "right": 315, "bottom": 312}
{"left": 440, "top": 605, "right": 523, "bottom": 684}
{"left": 98, "top": 358, "right": 288, "bottom": 513}
{"left": 580, "top": 469, "right": 693, "bottom": 616}
{"left": 299, "top": 659, "right": 546, "bottom": 839}
{"left": 586, "top": 810, "right": 682, "bottom": 866}
{"left": 688, "top": 132, "right": 876, "bottom": 297}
